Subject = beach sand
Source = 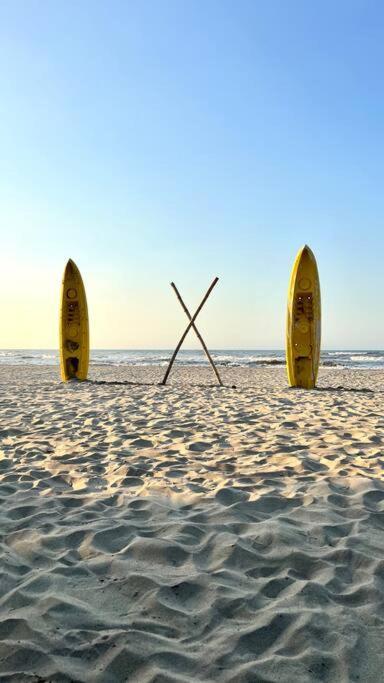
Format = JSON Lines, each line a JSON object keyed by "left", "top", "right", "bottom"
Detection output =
{"left": 0, "top": 364, "right": 384, "bottom": 682}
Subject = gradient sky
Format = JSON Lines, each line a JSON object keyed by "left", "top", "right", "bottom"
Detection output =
{"left": 1, "top": 0, "right": 383, "bottom": 349}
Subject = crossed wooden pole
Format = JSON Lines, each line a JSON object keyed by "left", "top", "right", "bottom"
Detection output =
{"left": 161, "top": 277, "right": 223, "bottom": 386}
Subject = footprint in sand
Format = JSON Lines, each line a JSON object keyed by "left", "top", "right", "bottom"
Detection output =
{"left": 302, "top": 457, "right": 328, "bottom": 472}
{"left": 188, "top": 441, "right": 211, "bottom": 452}
{"left": 129, "top": 438, "right": 154, "bottom": 448}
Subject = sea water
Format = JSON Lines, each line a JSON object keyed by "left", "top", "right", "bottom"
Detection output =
{"left": 1, "top": 349, "right": 384, "bottom": 369}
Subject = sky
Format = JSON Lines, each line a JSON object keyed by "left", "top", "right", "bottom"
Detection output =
{"left": 1, "top": 0, "right": 383, "bottom": 349}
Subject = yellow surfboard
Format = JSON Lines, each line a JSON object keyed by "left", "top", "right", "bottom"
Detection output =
{"left": 286, "top": 245, "right": 321, "bottom": 389}
{"left": 59, "top": 259, "right": 89, "bottom": 381}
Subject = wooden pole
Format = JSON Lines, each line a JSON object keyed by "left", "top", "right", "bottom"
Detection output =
{"left": 171, "top": 282, "right": 223, "bottom": 386}
{"left": 160, "top": 277, "right": 219, "bottom": 385}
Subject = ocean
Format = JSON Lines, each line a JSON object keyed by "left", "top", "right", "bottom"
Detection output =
{"left": 1, "top": 349, "right": 384, "bottom": 369}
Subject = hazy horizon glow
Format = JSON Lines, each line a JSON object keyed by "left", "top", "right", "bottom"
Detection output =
{"left": 1, "top": 1, "right": 384, "bottom": 349}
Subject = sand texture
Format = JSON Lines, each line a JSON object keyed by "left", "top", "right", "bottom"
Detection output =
{"left": 0, "top": 364, "right": 384, "bottom": 682}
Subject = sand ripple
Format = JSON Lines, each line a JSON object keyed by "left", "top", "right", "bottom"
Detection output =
{"left": 0, "top": 365, "right": 384, "bottom": 681}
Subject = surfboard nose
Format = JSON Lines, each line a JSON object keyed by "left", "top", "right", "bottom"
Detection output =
{"left": 66, "top": 258, "right": 77, "bottom": 275}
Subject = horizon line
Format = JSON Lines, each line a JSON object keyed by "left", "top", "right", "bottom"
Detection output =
{"left": 1, "top": 348, "right": 384, "bottom": 352}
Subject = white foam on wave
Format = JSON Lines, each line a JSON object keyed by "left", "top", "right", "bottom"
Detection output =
{"left": 1, "top": 349, "right": 384, "bottom": 368}
{"left": 351, "top": 355, "right": 384, "bottom": 363}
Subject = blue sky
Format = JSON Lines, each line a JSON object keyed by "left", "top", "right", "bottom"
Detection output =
{"left": 1, "top": 0, "right": 383, "bottom": 348}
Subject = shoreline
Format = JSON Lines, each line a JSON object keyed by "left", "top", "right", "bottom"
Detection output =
{"left": 2, "top": 363, "right": 384, "bottom": 389}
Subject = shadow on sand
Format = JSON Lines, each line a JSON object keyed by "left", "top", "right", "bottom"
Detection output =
{"left": 87, "top": 380, "right": 236, "bottom": 389}
{"left": 314, "top": 386, "right": 375, "bottom": 394}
